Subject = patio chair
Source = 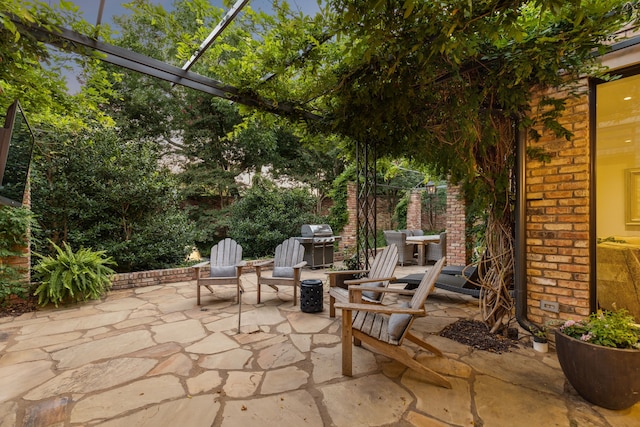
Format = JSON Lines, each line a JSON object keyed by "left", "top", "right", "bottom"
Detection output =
{"left": 383, "top": 230, "right": 416, "bottom": 266}
{"left": 254, "top": 237, "right": 307, "bottom": 305}
{"left": 335, "top": 257, "right": 450, "bottom": 388}
{"left": 326, "top": 244, "right": 398, "bottom": 318}
{"left": 425, "top": 231, "right": 446, "bottom": 263}
{"left": 193, "top": 238, "right": 246, "bottom": 305}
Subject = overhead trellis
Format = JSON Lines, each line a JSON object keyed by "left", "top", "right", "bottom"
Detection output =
{"left": 7, "top": 1, "right": 379, "bottom": 264}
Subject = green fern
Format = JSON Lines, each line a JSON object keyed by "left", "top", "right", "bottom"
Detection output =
{"left": 33, "top": 241, "right": 117, "bottom": 307}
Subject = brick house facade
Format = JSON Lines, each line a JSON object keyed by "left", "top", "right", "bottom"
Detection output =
{"left": 524, "top": 41, "right": 640, "bottom": 323}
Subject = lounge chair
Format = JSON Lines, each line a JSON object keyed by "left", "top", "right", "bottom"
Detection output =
{"left": 335, "top": 257, "right": 451, "bottom": 388}
{"left": 254, "top": 237, "right": 306, "bottom": 305}
{"left": 193, "top": 238, "right": 246, "bottom": 305}
{"left": 394, "top": 259, "right": 482, "bottom": 298}
{"left": 326, "top": 245, "right": 398, "bottom": 318}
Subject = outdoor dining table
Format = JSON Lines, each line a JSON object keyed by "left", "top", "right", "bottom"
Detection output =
{"left": 406, "top": 234, "right": 440, "bottom": 266}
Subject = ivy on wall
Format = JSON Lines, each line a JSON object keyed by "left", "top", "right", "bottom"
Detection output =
{"left": 0, "top": 206, "right": 35, "bottom": 302}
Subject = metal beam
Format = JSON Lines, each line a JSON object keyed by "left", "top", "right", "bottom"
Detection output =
{"left": 181, "top": 0, "right": 250, "bottom": 72}
{"left": 356, "top": 139, "right": 377, "bottom": 269}
{"left": 11, "top": 18, "right": 322, "bottom": 121}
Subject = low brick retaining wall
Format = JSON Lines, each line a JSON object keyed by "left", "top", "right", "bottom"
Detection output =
{"left": 110, "top": 260, "right": 266, "bottom": 290}
{"left": 110, "top": 253, "right": 346, "bottom": 291}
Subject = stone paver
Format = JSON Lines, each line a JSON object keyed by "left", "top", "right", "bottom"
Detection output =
{"left": 70, "top": 375, "right": 185, "bottom": 423}
{"left": 221, "top": 390, "right": 323, "bottom": 427}
{"left": 261, "top": 366, "right": 308, "bottom": 395}
{"left": 0, "top": 265, "right": 638, "bottom": 426}
{"left": 321, "top": 374, "right": 414, "bottom": 426}
{"left": 52, "top": 329, "right": 155, "bottom": 369}
{"left": 96, "top": 395, "right": 220, "bottom": 427}
{"left": 24, "top": 357, "right": 157, "bottom": 400}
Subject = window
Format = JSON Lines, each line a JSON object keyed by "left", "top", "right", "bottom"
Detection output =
{"left": 595, "top": 72, "right": 640, "bottom": 320}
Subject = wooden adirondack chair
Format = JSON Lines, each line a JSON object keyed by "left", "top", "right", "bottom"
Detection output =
{"left": 193, "top": 238, "right": 246, "bottom": 305}
{"left": 254, "top": 237, "right": 307, "bottom": 305}
{"left": 326, "top": 245, "right": 398, "bottom": 318}
{"left": 335, "top": 257, "right": 451, "bottom": 388}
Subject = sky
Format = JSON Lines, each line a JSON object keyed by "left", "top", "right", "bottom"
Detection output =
{"left": 52, "top": 0, "right": 322, "bottom": 92}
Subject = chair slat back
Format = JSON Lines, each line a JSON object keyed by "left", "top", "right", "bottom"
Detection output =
{"left": 211, "top": 238, "right": 242, "bottom": 267}
{"left": 368, "top": 244, "right": 398, "bottom": 280}
{"left": 274, "top": 237, "right": 305, "bottom": 267}
{"left": 410, "top": 257, "right": 446, "bottom": 310}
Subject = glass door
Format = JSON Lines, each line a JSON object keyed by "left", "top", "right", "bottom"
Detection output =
{"left": 595, "top": 73, "right": 640, "bottom": 321}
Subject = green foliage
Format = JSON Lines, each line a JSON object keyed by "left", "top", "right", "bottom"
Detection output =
{"left": 328, "top": 165, "right": 355, "bottom": 233}
{"left": 1, "top": 1, "right": 114, "bottom": 128}
{"left": 559, "top": 309, "right": 640, "bottom": 350}
{"left": 421, "top": 186, "right": 447, "bottom": 232}
{"left": 228, "top": 177, "right": 324, "bottom": 257}
{"left": 32, "top": 241, "right": 116, "bottom": 307}
{"left": 0, "top": 206, "right": 34, "bottom": 302}
{"left": 31, "top": 127, "right": 196, "bottom": 272}
{"left": 393, "top": 192, "right": 409, "bottom": 230}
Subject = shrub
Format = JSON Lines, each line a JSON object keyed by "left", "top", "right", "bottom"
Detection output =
{"left": 31, "top": 128, "right": 196, "bottom": 272}
{"left": 33, "top": 241, "right": 116, "bottom": 307}
{"left": 0, "top": 206, "right": 35, "bottom": 303}
{"left": 228, "top": 178, "right": 324, "bottom": 257}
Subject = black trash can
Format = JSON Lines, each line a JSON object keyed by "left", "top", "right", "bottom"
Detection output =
{"left": 300, "top": 279, "right": 323, "bottom": 313}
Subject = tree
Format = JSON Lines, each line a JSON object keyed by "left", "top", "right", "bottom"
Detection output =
{"left": 221, "top": 0, "right": 638, "bottom": 331}
{"left": 227, "top": 177, "right": 324, "bottom": 258}
{"left": 314, "top": 0, "right": 640, "bottom": 331}
{"left": 91, "top": 0, "right": 345, "bottom": 250}
{"left": 31, "top": 126, "right": 195, "bottom": 272}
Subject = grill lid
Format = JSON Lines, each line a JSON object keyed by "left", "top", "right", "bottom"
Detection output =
{"left": 301, "top": 224, "right": 333, "bottom": 237}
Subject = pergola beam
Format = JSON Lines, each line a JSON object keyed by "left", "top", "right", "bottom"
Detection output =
{"left": 11, "top": 18, "right": 322, "bottom": 121}
{"left": 181, "top": 0, "right": 250, "bottom": 72}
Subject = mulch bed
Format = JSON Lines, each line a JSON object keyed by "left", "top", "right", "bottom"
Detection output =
{"left": 439, "top": 319, "right": 520, "bottom": 353}
{"left": 0, "top": 295, "right": 37, "bottom": 318}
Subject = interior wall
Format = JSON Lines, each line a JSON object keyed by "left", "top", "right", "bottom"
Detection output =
{"left": 596, "top": 74, "right": 640, "bottom": 238}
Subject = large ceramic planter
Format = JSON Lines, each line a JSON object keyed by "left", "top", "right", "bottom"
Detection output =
{"left": 555, "top": 330, "right": 640, "bottom": 410}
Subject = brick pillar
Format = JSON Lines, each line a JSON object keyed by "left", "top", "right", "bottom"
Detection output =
{"left": 446, "top": 184, "right": 468, "bottom": 266}
{"left": 406, "top": 190, "right": 422, "bottom": 230}
{"left": 1, "top": 175, "right": 31, "bottom": 288}
{"left": 338, "top": 182, "right": 358, "bottom": 253}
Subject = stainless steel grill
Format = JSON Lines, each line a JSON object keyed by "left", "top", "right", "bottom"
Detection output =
{"left": 295, "top": 224, "right": 340, "bottom": 268}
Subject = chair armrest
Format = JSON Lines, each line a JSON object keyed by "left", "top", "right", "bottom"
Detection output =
{"left": 192, "top": 260, "right": 210, "bottom": 269}
{"left": 334, "top": 302, "right": 425, "bottom": 316}
{"left": 344, "top": 276, "right": 396, "bottom": 285}
{"left": 325, "top": 269, "right": 369, "bottom": 277}
{"left": 347, "top": 285, "right": 413, "bottom": 295}
{"left": 254, "top": 259, "right": 274, "bottom": 268}
{"left": 237, "top": 260, "right": 247, "bottom": 267}
{"left": 293, "top": 261, "right": 307, "bottom": 269}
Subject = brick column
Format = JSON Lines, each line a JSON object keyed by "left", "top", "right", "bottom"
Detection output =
{"left": 406, "top": 190, "right": 422, "bottom": 230}
{"left": 445, "top": 184, "right": 468, "bottom": 266}
{"left": 2, "top": 176, "right": 31, "bottom": 288}
{"left": 338, "top": 182, "right": 358, "bottom": 253}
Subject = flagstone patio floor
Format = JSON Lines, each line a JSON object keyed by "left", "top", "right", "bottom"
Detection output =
{"left": 1, "top": 263, "right": 638, "bottom": 426}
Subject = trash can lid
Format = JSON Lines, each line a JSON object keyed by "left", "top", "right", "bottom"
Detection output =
{"left": 301, "top": 279, "right": 323, "bottom": 286}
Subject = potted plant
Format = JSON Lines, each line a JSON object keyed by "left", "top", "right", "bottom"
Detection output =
{"left": 329, "top": 249, "right": 363, "bottom": 289}
{"left": 529, "top": 326, "right": 548, "bottom": 353}
{"left": 555, "top": 308, "right": 640, "bottom": 410}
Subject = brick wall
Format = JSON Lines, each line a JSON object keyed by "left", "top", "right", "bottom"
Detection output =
{"left": 525, "top": 81, "right": 591, "bottom": 323}
{"left": 3, "top": 176, "right": 31, "bottom": 286}
{"left": 446, "top": 184, "right": 468, "bottom": 266}
{"left": 406, "top": 190, "right": 422, "bottom": 229}
{"left": 338, "top": 182, "right": 393, "bottom": 254}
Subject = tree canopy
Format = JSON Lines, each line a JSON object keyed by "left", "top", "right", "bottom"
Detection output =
{"left": 4, "top": 0, "right": 640, "bottom": 323}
